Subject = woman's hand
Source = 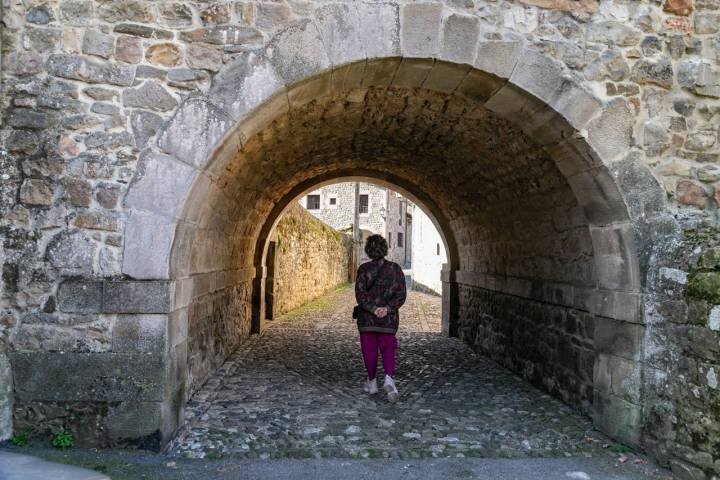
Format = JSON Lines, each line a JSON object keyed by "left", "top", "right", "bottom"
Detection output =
{"left": 374, "top": 307, "right": 389, "bottom": 318}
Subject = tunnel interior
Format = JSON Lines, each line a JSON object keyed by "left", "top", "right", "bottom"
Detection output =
{"left": 162, "top": 59, "right": 641, "bottom": 444}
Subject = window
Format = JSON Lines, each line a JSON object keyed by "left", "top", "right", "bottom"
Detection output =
{"left": 306, "top": 194, "right": 320, "bottom": 210}
{"left": 398, "top": 232, "right": 404, "bottom": 247}
{"left": 388, "top": 232, "right": 392, "bottom": 245}
{"left": 329, "top": 197, "right": 337, "bottom": 206}
{"left": 359, "top": 194, "right": 369, "bottom": 214}
{"left": 437, "top": 243, "right": 440, "bottom": 256}
{"left": 399, "top": 203, "right": 403, "bottom": 225}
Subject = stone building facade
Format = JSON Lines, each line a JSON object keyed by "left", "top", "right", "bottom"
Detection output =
{"left": 0, "top": 0, "right": 719, "bottom": 477}
{"left": 300, "top": 182, "right": 411, "bottom": 266}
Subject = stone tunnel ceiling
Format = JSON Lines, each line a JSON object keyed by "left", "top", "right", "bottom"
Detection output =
{"left": 176, "top": 85, "right": 591, "bottom": 286}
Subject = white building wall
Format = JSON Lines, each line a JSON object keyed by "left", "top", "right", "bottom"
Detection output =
{"left": 410, "top": 205, "right": 447, "bottom": 295}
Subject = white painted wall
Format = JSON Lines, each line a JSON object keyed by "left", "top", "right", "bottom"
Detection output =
{"left": 410, "top": 204, "right": 446, "bottom": 295}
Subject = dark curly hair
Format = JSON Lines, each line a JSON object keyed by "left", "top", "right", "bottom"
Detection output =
{"left": 364, "top": 234, "right": 388, "bottom": 260}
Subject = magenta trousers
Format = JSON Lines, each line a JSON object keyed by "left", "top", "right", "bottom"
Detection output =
{"left": 360, "top": 332, "right": 397, "bottom": 380}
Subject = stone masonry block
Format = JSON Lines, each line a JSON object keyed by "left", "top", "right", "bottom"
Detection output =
{"left": 12, "top": 352, "right": 165, "bottom": 402}
{"left": 356, "top": 2, "right": 400, "bottom": 59}
{"left": 401, "top": 3, "right": 443, "bottom": 57}
{"left": 510, "top": 48, "right": 567, "bottom": 107}
{"left": 122, "top": 210, "right": 176, "bottom": 279}
{"left": 392, "top": 57, "right": 433, "bottom": 89}
{"left": 157, "top": 97, "right": 233, "bottom": 169}
{"left": 566, "top": 167, "right": 632, "bottom": 226}
{"left": 103, "top": 281, "right": 171, "bottom": 314}
{"left": 586, "top": 97, "right": 635, "bottom": 163}
{"left": 314, "top": 3, "right": 365, "bottom": 66}
{"left": 57, "top": 279, "right": 103, "bottom": 313}
{"left": 423, "top": 61, "right": 471, "bottom": 94}
{"left": 112, "top": 314, "right": 168, "bottom": 353}
{"left": 0, "top": 354, "right": 11, "bottom": 441}
{"left": 589, "top": 223, "right": 640, "bottom": 292}
{"left": 124, "top": 150, "right": 197, "bottom": 218}
{"left": 266, "top": 19, "right": 330, "bottom": 85}
{"left": 594, "top": 317, "right": 644, "bottom": 361}
{"left": 593, "top": 391, "right": 642, "bottom": 447}
{"left": 208, "top": 51, "right": 285, "bottom": 122}
{"left": 456, "top": 69, "right": 505, "bottom": 104}
{"left": 440, "top": 14, "right": 480, "bottom": 65}
{"left": 593, "top": 353, "right": 641, "bottom": 403}
{"left": 474, "top": 41, "right": 524, "bottom": 79}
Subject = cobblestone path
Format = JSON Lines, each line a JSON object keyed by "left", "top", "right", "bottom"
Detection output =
{"left": 171, "top": 287, "right": 612, "bottom": 460}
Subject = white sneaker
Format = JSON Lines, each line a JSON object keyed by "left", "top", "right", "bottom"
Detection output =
{"left": 363, "top": 378, "right": 378, "bottom": 395}
{"left": 384, "top": 376, "right": 399, "bottom": 402}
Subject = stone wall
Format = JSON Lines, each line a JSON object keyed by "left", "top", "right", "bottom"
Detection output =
{"left": 0, "top": 0, "right": 719, "bottom": 474}
{"left": 271, "top": 203, "right": 351, "bottom": 316}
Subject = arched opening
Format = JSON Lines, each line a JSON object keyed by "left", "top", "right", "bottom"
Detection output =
{"left": 251, "top": 173, "right": 458, "bottom": 335}
{"left": 123, "top": 55, "right": 652, "bottom": 449}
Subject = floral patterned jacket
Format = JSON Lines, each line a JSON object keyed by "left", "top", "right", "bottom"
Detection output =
{"left": 355, "top": 259, "right": 407, "bottom": 334}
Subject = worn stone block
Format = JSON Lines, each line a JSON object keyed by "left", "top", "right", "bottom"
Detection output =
{"left": 594, "top": 317, "right": 644, "bottom": 361}
{"left": 82, "top": 30, "right": 114, "bottom": 59}
{"left": 157, "top": 97, "right": 232, "bottom": 169}
{"left": 401, "top": 3, "right": 443, "bottom": 57}
{"left": 593, "top": 392, "right": 642, "bottom": 447}
{"left": 586, "top": 97, "right": 635, "bottom": 163}
{"left": 362, "top": 57, "right": 401, "bottom": 87}
{"left": 12, "top": 352, "right": 165, "bottom": 402}
{"left": 121, "top": 211, "right": 175, "bottom": 279}
{"left": 356, "top": 2, "right": 400, "bottom": 59}
{"left": 424, "top": 61, "right": 471, "bottom": 94}
{"left": 208, "top": 51, "right": 284, "bottom": 121}
{"left": 123, "top": 80, "right": 177, "bottom": 112}
{"left": 589, "top": 223, "right": 640, "bottom": 292}
{"left": 0, "top": 354, "right": 11, "bottom": 441}
{"left": 441, "top": 14, "right": 479, "bottom": 65}
{"left": 124, "top": 151, "right": 196, "bottom": 218}
{"left": 314, "top": 4, "right": 364, "bottom": 66}
{"left": 112, "top": 314, "right": 167, "bottom": 353}
{"left": 475, "top": 41, "right": 523, "bottom": 79}
{"left": 266, "top": 19, "right": 331, "bottom": 85}
{"left": 103, "top": 281, "right": 171, "bottom": 314}
{"left": 45, "top": 230, "right": 96, "bottom": 274}
{"left": 58, "top": 279, "right": 103, "bottom": 313}
{"left": 46, "top": 54, "right": 135, "bottom": 87}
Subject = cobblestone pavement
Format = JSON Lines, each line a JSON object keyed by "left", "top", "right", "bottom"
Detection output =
{"left": 170, "top": 288, "right": 616, "bottom": 461}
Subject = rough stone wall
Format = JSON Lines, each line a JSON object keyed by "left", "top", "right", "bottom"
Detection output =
{"left": 0, "top": 0, "right": 718, "bottom": 472}
{"left": 458, "top": 285, "right": 596, "bottom": 411}
{"left": 272, "top": 203, "right": 351, "bottom": 316}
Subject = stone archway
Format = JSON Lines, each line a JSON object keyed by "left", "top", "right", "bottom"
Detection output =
{"left": 249, "top": 171, "right": 461, "bottom": 336}
{"left": 119, "top": 19, "right": 665, "bottom": 450}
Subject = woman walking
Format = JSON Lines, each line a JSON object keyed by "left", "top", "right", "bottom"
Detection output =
{"left": 354, "top": 234, "right": 407, "bottom": 402}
